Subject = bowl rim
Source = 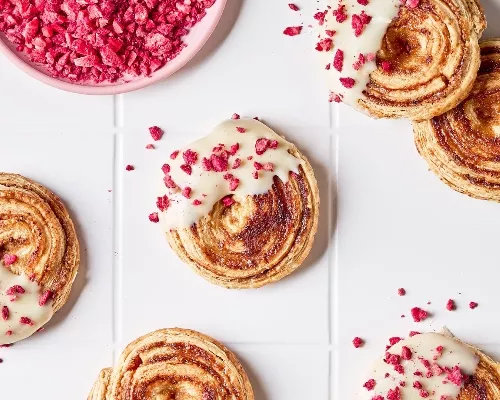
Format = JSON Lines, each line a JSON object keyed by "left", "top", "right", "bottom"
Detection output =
{"left": 0, "top": 0, "right": 228, "bottom": 95}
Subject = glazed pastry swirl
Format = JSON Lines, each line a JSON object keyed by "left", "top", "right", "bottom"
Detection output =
{"left": 460, "top": 347, "right": 500, "bottom": 400}
{"left": 414, "top": 39, "right": 500, "bottom": 201}
{"left": 0, "top": 173, "right": 79, "bottom": 343}
{"left": 364, "top": 0, "right": 486, "bottom": 120}
{"left": 160, "top": 119, "right": 319, "bottom": 289}
{"left": 88, "top": 328, "right": 254, "bottom": 400}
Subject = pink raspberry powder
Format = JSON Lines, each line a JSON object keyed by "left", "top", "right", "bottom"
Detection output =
{"left": 0, "top": 0, "right": 217, "bottom": 84}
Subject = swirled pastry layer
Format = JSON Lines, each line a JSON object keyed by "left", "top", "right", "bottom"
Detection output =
{"left": 88, "top": 328, "right": 254, "bottom": 400}
{"left": 358, "top": 332, "right": 500, "bottom": 400}
{"left": 157, "top": 119, "right": 320, "bottom": 289}
{"left": 0, "top": 173, "right": 79, "bottom": 343}
{"left": 414, "top": 39, "right": 500, "bottom": 201}
{"left": 319, "top": 0, "right": 486, "bottom": 120}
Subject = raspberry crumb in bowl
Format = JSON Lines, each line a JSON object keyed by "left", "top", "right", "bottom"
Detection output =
{"left": 0, "top": 0, "right": 227, "bottom": 94}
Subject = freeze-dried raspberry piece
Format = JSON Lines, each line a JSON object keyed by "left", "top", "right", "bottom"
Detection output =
{"left": 352, "top": 11, "right": 372, "bottom": 37}
{"left": 381, "top": 61, "right": 392, "bottom": 72}
{"left": 283, "top": 26, "right": 303, "bottom": 36}
{"left": 2, "top": 254, "right": 17, "bottom": 266}
{"left": 252, "top": 171, "right": 259, "bottom": 180}
{"left": 288, "top": 4, "right": 300, "bottom": 11}
{"left": 254, "top": 162, "right": 263, "bottom": 171}
{"left": 183, "top": 149, "right": 198, "bottom": 165}
{"left": 236, "top": 127, "right": 246, "bottom": 133}
{"left": 232, "top": 113, "right": 241, "bottom": 120}
{"left": 394, "top": 365, "right": 404, "bottom": 375}
{"left": 315, "top": 38, "right": 333, "bottom": 52}
{"left": 263, "top": 163, "right": 274, "bottom": 171}
{"left": 333, "top": 49, "right": 344, "bottom": 72}
{"left": 149, "top": 126, "right": 164, "bottom": 141}
{"left": 192, "top": 200, "right": 202, "bottom": 206}
{"left": 372, "top": 397, "right": 384, "bottom": 400}
{"left": 386, "top": 353, "right": 401, "bottom": 365}
{"left": 126, "top": 165, "right": 135, "bottom": 171}
{"left": 411, "top": 307, "right": 428, "bottom": 322}
{"left": 387, "top": 387, "right": 401, "bottom": 400}
{"left": 146, "top": 144, "right": 155, "bottom": 150}
{"left": 409, "top": 331, "right": 420, "bottom": 337}
{"left": 446, "top": 366, "right": 466, "bottom": 386}
{"left": 363, "top": 379, "right": 376, "bottom": 391}
{"left": 269, "top": 140, "right": 279, "bottom": 149}
{"left": 229, "top": 177, "right": 240, "bottom": 191}
{"left": 229, "top": 143, "right": 240, "bottom": 155}
{"left": 358, "top": 0, "right": 369, "bottom": 4}
{"left": 6, "top": 286, "right": 25, "bottom": 295}
{"left": 431, "top": 364, "right": 444, "bottom": 376}
{"left": 333, "top": 4, "right": 348, "bottom": 23}
{"left": 149, "top": 212, "right": 159, "bottom": 223}
{"left": 39, "top": 290, "right": 52, "bottom": 306}
{"left": 161, "top": 164, "right": 171, "bottom": 175}
{"left": 222, "top": 196, "right": 235, "bottom": 207}
{"left": 469, "top": 302, "right": 478, "bottom": 309}
{"left": 340, "top": 77, "right": 355, "bottom": 88}
{"left": 156, "top": 195, "right": 170, "bottom": 212}
{"left": 255, "top": 138, "right": 271, "bottom": 155}
{"left": 1, "top": 306, "right": 9, "bottom": 321}
{"left": 353, "top": 53, "right": 366, "bottom": 71}
{"left": 202, "top": 157, "right": 213, "bottom": 171}
{"left": 170, "top": 151, "right": 180, "bottom": 160}
{"left": 211, "top": 154, "right": 229, "bottom": 172}
{"left": 353, "top": 337, "right": 364, "bottom": 348}
{"left": 180, "top": 164, "right": 192, "bottom": 175}
{"left": 232, "top": 158, "right": 242, "bottom": 169}
{"left": 163, "top": 175, "right": 176, "bottom": 189}
{"left": 446, "top": 299, "right": 456, "bottom": 311}
{"left": 401, "top": 346, "right": 412, "bottom": 360}
{"left": 389, "top": 337, "right": 402, "bottom": 346}
{"left": 398, "top": 288, "right": 406, "bottom": 296}
{"left": 329, "top": 92, "right": 342, "bottom": 103}
{"left": 325, "top": 30, "right": 336, "bottom": 37}
{"left": 19, "top": 317, "right": 34, "bottom": 326}
{"left": 406, "top": 0, "right": 420, "bottom": 8}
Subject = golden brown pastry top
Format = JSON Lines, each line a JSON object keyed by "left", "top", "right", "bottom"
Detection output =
{"left": 88, "top": 328, "right": 254, "bottom": 400}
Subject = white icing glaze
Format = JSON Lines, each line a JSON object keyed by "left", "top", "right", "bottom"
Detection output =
{"left": 318, "top": 0, "right": 401, "bottom": 111}
{"left": 158, "top": 119, "right": 303, "bottom": 230}
{"left": 0, "top": 262, "right": 53, "bottom": 344}
{"left": 359, "top": 333, "right": 479, "bottom": 400}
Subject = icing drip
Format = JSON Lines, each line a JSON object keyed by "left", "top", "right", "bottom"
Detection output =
{"left": 318, "top": 0, "right": 401, "bottom": 110}
{"left": 359, "top": 333, "right": 479, "bottom": 400}
{"left": 0, "top": 262, "right": 53, "bottom": 344}
{"left": 158, "top": 119, "right": 303, "bottom": 230}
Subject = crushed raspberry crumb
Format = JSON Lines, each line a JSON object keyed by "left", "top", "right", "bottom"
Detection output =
{"left": 409, "top": 331, "right": 420, "bottom": 337}
{"left": 2, "top": 254, "right": 17, "bottom": 266}
{"left": 229, "top": 143, "right": 240, "bottom": 156}
{"left": 232, "top": 158, "right": 242, "bottom": 169}
{"left": 406, "top": 0, "right": 421, "bottom": 8}
{"left": 231, "top": 113, "right": 241, "bottom": 120}
{"left": 358, "top": 0, "right": 369, "bottom": 4}
{"left": 5, "top": 331, "right": 12, "bottom": 336}
{"left": 210, "top": 154, "right": 229, "bottom": 172}
{"left": 329, "top": 92, "right": 342, "bottom": 103}
{"left": 263, "top": 163, "right": 274, "bottom": 172}
{"left": 180, "top": 164, "right": 192, "bottom": 175}
{"left": 389, "top": 337, "right": 402, "bottom": 346}
{"left": 314, "top": 11, "right": 327, "bottom": 25}
{"left": 283, "top": 26, "right": 303, "bottom": 36}
{"left": 386, "top": 353, "right": 401, "bottom": 365}
{"left": 352, "top": 53, "right": 366, "bottom": 71}
{"left": 372, "top": 397, "right": 384, "bottom": 400}
{"left": 315, "top": 38, "right": 333, "bottom": 52}
{"left": 163, "top": 175, "right": 177, "bottom": 189}
{"left": 254, "top": 162, "right": 263, "bottom": 171}
{"left": 333, "top": 49, "right": 344, "bottom": 72}
{"left": 125, "top": 165, "right": 134, "bottom": 171}
{"left": 146, "top": 144, "right": 155, "bottom": 150}
{"left": 469, "top": 301, "right": 478, "bottom": 309}
{"left": 333, "top": 4, "right": 348, "bottom": 23}
{"left": 255, "top": 138, "right": 271, "bottom": 155}
{"left": 181, "top": 187, "right": 192, "bottom": 199}
{"left": 252, "top": 171, "right": 259, "bottom": 180}
{"left": 170, "top": 151, "right": 180, "bottom": 160}
{"left": 381, "top": 61, "right": 392, "bottom": 72}
{"left": 325, "top": 30, "right": 336, "bottom": 37}
{"left": 339, "top": 77, "right": 355, "bottom": 88}
{"left": 0, "top": 1, "right": 217, "bottom": 84}
{"left": 401, "top": 346, "right": 412, "bottom": 360}
{"left": 363, "top": 379, "right": 376, "bottom": 391}
{"left": 183, "top": 150, "right": 198, "bottom": 165}
{"left": 156, "top": 195, "right": 170, "bottom": 212}
{"left": 446, "top": 366, "right": 466, "bottom": 386}
{"left": 222, "top": 196, "right": 235, "bottom": 207}
{"left": 149, "top": 212, "right": 159, "bottom": 223}
{"left": 288, "top": 3, "right": 300, "bottom": 11}
{"left": 446, "top": 299, "right": 456, "bottom": 311}
{"left": 411, "top": 307, "right": 429, "bottom": 323}
{"left": 386, "top": 386, "right": 401, "bottom": 400}
{"left": 398, "top": 288, "right": 406, "bottom": 296}
{"left": 192, "top": 199, "right": 202, "bottom": 206}
{"left": 19, "top": 317, "right": 34, "bottom": 326}
{"left": 39, "top": 290, "right": 52, "bottom": 306}
{"left": 352, "top": 11, "right": 372, "bottom": 37}
{"left": 236, "top": 127, "right": 246, "bottom": 133}
{"left": 6, "top": 286, "right": 25, "bottom": 296}
{"left": 162, "top": 164, "right": 171, "bottom": 174}
{"left": 1, "top": 306, "right": 9, "bottom": 321}
{"left": 149, "top": 126, "right": 164, "bottom": 141}
{"left": 353, "top": 337, "right": 364, "bottom": 348}
{"left": 394, "top": 365, "right": 404, "bottom": 374}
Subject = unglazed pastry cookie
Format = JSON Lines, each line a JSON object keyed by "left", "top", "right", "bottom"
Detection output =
{"left": 414, "top": 39, "right": 500, "bottom": 201}
{"left": 358, "top": 332, "right": 500, "bottom": 400}
{"left": 88, "top": 328, "right": 254, "bottom": 400}
{"left": 156, "top": 118, "right": 319, "bottom": 289}
{"left": 317, "top": 0, "right": 486, "bottom": 120}
{"left": 0, "top": 173, "right": 79, "bottom": 344}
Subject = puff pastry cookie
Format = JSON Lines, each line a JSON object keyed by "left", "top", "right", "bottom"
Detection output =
{"left": 318, "top": 0, "right": 486, "bottom": 120}
{"left": 0, "top": 173, "right": 79, "bottom": 344}
{"left": 414, "top": 39, "right": 500, "bottom": 201}
{"left": 88, "top": 328, "right": 254, "bottom": 400}
{"left": 156, "top": 119, "right": 320, "bottom": 289}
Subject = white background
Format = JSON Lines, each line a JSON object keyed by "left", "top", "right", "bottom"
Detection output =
{"left": 0, "top": 0, "right": 499, "bottom": 398}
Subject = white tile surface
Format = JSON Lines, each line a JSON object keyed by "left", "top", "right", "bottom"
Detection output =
{"left": 1, "top": 0, "right": 500, "bottom": 399}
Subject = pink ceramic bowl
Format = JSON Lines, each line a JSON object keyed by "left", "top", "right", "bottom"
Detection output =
{"left": 0, "top": 1, "right": 227, "bottom": 95}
